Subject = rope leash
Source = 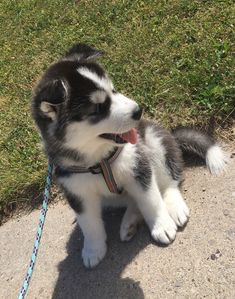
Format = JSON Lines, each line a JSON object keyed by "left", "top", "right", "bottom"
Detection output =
{"left": 18, "top": 162, "right": 53, "bottom": 299}
{"left": 18, "top": 153, "right": 119, "bottom": 297}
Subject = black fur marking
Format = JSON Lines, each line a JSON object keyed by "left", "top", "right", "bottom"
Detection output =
{"left": 54, "top": 166, "right": 72, "bottom": 178}
{"left": 42, "top": 135, "right": 83, "bottom": 166}
{"left": 32, "top": 50, "right": 112, "bottom": 167}
{"left": 138, "top": 119, "right": 183, "bottom": 181}
{"left": 35, "top": 79, "right": 67, "bottom": 106}
{"left": 63, "top": 189, "right": 83, "bottom": 214}
{"left": 134, "top": 149, "right": 152, "bottom": 190}
{"left": 88, "top": 96, "right": 111, "bottom": 124}
{"left": 161, "top": 135, "right": 183, "bottom": 181}
{"left": 79, "top": 62, "right": 106, "bottom": 78}
{"left": 65, "top": 43, "right": 104, "bottom": 62}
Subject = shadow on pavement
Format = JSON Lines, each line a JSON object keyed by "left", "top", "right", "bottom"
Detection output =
{"left": 52, "top": 208, "right": 150, "bottom": 299}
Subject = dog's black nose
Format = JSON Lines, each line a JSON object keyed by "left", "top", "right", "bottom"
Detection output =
{"left": 132, "top": 106, "right": 143, "bottom": 120}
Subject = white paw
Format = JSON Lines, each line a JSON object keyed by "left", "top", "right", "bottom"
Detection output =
{"left": 82, "top": 242, "right": 107, "bottom": 268}
{"left": 151, "top": 212, "right": 177, "bottom": 244}
{"left": 165, "top": 195, "right": 189, "bottom": 227}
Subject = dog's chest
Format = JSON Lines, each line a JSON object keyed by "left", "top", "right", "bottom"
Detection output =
{"left": 58, "top": 146, "right": 137, "bottom": 199}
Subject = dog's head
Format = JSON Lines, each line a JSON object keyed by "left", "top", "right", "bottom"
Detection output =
{"left": 32, "top": 44, "right": 142, "bottom": 159}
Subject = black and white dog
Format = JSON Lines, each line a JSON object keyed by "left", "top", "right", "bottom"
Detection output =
{"left": 32, "top": 44, "right": 227, "bottom": 268}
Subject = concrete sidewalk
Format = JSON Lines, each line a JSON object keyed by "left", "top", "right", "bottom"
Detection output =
{"left": 1, "top": 153, "right": 235, "bottom": 299}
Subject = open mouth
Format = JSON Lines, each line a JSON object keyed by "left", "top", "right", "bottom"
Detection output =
{"left": 99, "top": 128, "right": 137, "bottom": 145}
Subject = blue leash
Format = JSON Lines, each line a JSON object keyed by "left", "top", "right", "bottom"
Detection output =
{"left": 18, "top": 162, "right": 53, "bottom": 299}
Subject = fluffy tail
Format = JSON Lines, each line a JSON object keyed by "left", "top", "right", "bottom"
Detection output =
{"left": 172, "top": 127, "right": 227, "bottom": 175}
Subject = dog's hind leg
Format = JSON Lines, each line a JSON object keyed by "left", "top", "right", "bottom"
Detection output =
{"left": 120, "top": 201, "right": 143, "bottom": 241}
{"left": 163, "top": 181, "right": 189, "bottom": 228}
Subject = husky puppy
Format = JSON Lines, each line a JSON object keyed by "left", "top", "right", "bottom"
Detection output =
{"left": 32, "top": 44, "right": 227, "bottom": 268}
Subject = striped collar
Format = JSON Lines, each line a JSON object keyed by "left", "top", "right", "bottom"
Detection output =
{"left": 55, "top": 147, "right": 123, "bottom": 194}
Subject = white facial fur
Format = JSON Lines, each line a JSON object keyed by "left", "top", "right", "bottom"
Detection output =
{"left": 90, "top": 90, "right": 107, "bottom": 104}
{"left": 64, "top": 92, "right": 138, "bottom": 166}
{"left": 78, "top": 67, "right": 114, "bottom": 91}
{"left": 63, "top": 68, "right": 139, "bottom": 164}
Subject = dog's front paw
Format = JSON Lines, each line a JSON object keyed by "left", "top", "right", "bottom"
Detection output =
{"left": 151, "top": 212, "right": 177, "bottom": 245}
{"left": 164, "top": 193, "right": 189, "bottom": 227}
{"left": 82, "top": 242, "right": 107, "bottom": 268}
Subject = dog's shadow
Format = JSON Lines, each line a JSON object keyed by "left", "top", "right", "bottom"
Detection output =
{"left": 52, "top": 208, "right": 150, "bottom": 299}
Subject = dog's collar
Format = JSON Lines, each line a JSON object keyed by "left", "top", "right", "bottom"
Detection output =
{"left": 55, "top": 147, "right": 123, "bottom": 194}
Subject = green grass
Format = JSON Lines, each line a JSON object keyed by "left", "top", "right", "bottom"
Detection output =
{"left": 0, "top": 0, "right": 234, "bottom": 219}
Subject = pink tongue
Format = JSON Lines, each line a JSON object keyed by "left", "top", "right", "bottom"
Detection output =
{"left": 120, "top": 128, "right": 137, "bottom": 144}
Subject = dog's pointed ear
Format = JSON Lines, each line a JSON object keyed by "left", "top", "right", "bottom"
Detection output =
{"left": 64, "top": 43, "right": 104, "bottom": 62}
{"left": 36, "top": 79, "right": 68, "bottom": 120}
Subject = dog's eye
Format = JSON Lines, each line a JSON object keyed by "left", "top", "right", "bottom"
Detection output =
{"left": 95, "top": 103, "right": 101, "bottom": 113}
{"left": 89, "top": 103, "right": 101, "bottom": 116}
{"left": 112, "top": 89, "right": 117, "bottom": 94}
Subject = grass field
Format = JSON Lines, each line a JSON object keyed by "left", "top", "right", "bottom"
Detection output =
{"left": 0, "top": 0, "right": 234, "bottom": 220}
